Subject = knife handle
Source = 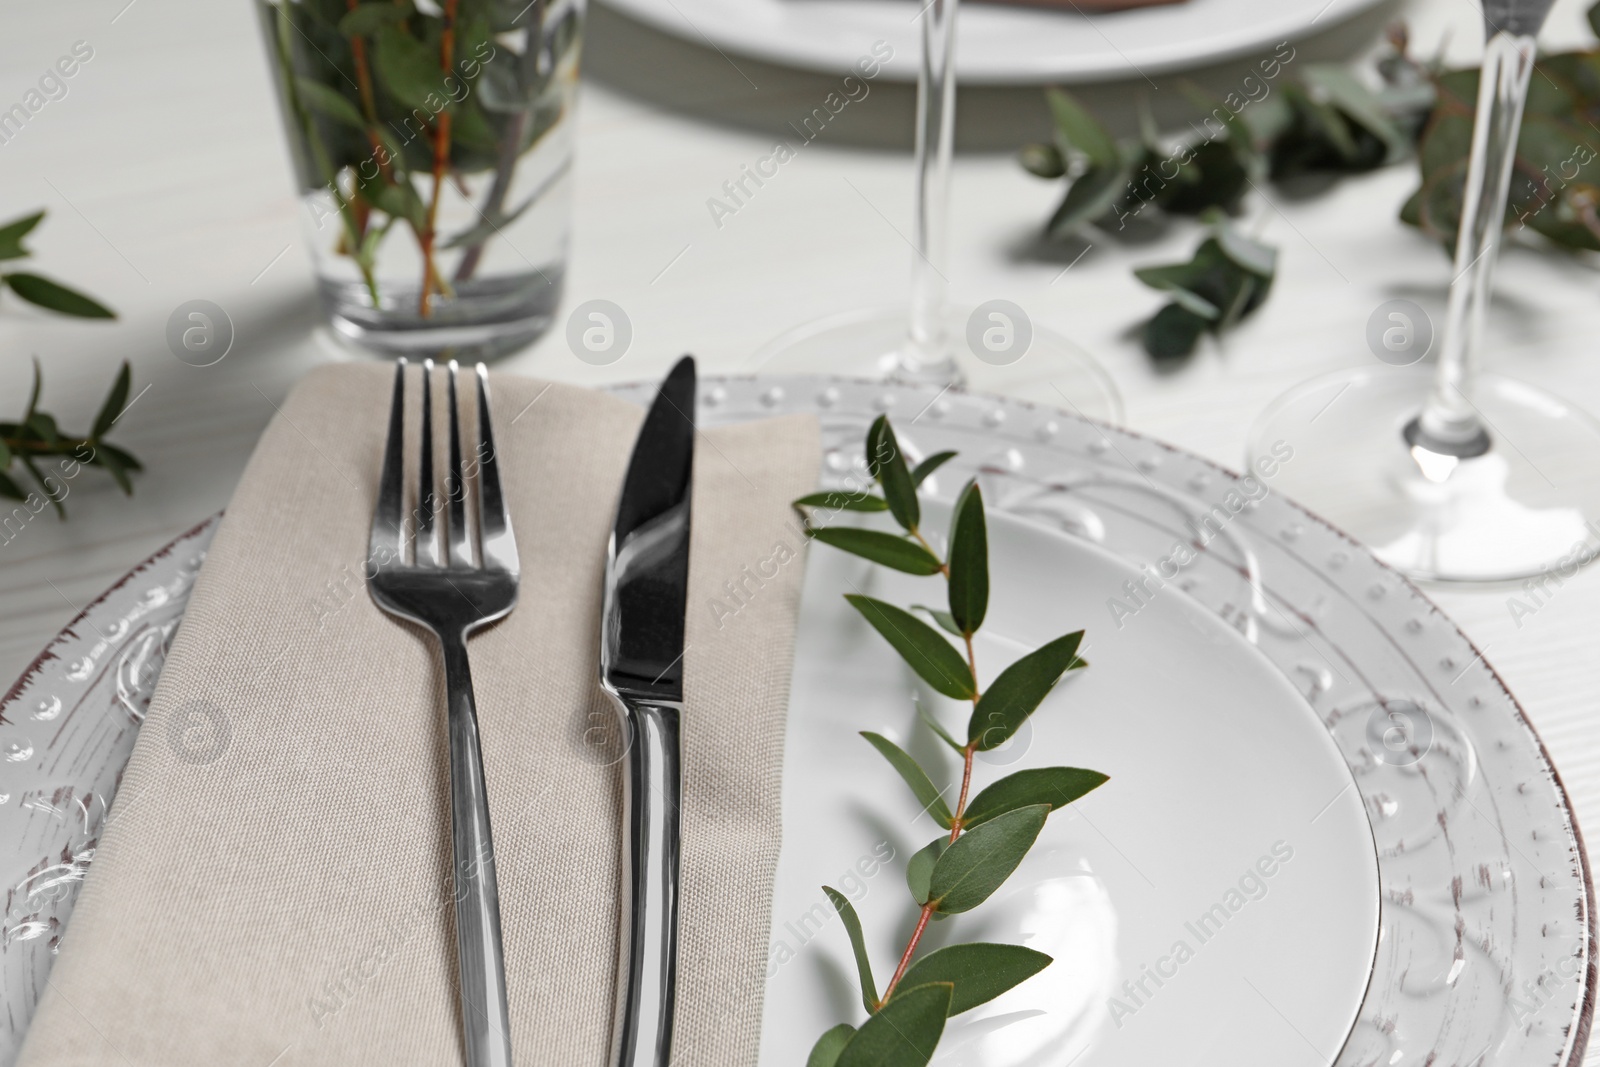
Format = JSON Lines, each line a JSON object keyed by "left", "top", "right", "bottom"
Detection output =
{"left": 441, "top": 631, "right": 514, "bottom": 1067}
{"left": 610, "top": 696, "right": 683, "bottom": 1067}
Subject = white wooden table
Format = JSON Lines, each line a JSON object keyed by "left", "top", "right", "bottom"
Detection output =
{"left": 3, "top": 0, "right": 1599, "bottom": 1056}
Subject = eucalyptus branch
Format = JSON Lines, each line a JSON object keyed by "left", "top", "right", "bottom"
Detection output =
{"left": 264, "top": 0, "right": 581, "bottom": 317}
{"left": 1, "top": 358, "right": 142, "bottom": 518}
{"left": 1018, "top": 8, "right": 1600, "bottom": 365}
{"left": 793, "top": 416, "right": 1104, "bottom": 1067}
{"left": 0, "top": 213, "right": 136, "bottom": 519}
{"left": 0, "top": 210, "right": 115, "bottom": 320}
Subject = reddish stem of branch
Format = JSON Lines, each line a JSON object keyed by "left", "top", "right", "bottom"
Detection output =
{"left": 874, "top": 522, "right": 985, "bottom": 1007}
{"left": 345, "top": 0, "right": 380, "bottom": 122}
{"left": 418, "top": 0, "right": 461, "bottom": 317}
{"left": 882, "top": 903, "right": 936, "bottom": 1004}
{"left": 879, "top": 738, "right": 978, "bottom": 1006}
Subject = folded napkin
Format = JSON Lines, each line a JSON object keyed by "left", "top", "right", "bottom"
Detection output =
{"left": 19, "top": 364, "right": 819, "bottom": 1066}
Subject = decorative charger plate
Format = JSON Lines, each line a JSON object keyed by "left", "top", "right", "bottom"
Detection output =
{"left": 597, "top": 0, "right": 1389, "bottom": 85}
{"left": 0, "top": 375, "right": 1591, "bottom": 1066}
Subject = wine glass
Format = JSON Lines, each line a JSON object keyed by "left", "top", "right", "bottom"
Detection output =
{"left": 753, "top": 0, "right": 1123, "bottom": 424}
{"left": 1244, "top": 0, "right": 1600, "bottom": 582}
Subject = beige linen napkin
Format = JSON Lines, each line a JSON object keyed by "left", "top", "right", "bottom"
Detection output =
{"left": 19, "top": 364, "right": 818, "bottom": 1066}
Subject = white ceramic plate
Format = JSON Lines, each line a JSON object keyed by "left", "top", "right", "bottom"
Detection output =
{"left": 1, "top": 375, "right": 1592, "bottom": 1067}
{"left": 596, "top": 0, "right": 1389, "bottom": 85}
{"left": 767, "top": 500, "right": 1379, "bottom": 1064}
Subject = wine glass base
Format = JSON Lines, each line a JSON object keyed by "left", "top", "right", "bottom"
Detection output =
{"left": 1246, "top": 365, "right": 1600, "bottom": 582}
{"left": 750, "top": 305, "right": 1124, "bottom": 425}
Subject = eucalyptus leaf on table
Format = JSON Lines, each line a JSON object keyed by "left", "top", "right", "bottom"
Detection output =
{"left": 0, "top": 209, "right": 116, "bottom": 320}
{"left": 1135, "top": 215, "right": 1278, "bottom": 364}
{"left": 794, "top": 418, "right": 1108, "bottom": 1065}
{"left": 1019, "top": 8, "right": 1600, "bottom": 368}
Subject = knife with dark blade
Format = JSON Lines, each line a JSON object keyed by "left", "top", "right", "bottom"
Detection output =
{"left": 601, "top": 355, "right": 696, "bottom": 1067}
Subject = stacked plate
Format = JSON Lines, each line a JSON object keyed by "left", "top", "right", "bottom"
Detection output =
{"left": 1, "top": 377, "right": 1590, "bottom": 1066}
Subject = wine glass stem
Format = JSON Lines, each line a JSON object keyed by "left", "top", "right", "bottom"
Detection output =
{"left": 1415, "top": 31, "right": 1537, "bottom": 449}
{"left": 900, "top": 0, "right": 960, "bottom": 382}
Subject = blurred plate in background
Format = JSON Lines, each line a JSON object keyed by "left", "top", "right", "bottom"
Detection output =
{"left": 595, "top": 0, "right": 1388, "bottom": 84}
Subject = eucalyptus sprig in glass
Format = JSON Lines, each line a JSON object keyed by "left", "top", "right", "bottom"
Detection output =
{"left": 793, "top": 417, "right": 1107, "bottom": 1067}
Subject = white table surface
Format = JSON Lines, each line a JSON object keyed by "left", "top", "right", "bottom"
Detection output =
{"left": 3, "top": 0, "right": 1599, "bottom": 1056}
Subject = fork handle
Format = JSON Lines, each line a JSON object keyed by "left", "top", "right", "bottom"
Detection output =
{"left": 441, "top": 631, "right": 514, "bottom": 1067}
{"left": 609, "top": 696, "right": 683, "bottom": 1067}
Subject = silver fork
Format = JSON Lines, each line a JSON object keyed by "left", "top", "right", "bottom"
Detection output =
{"left": 369, "top": 357, "right": 517, "bottom": 1067}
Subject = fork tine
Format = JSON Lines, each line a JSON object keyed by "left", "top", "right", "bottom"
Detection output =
{"left": 445, "top": 360, "right": 472, "bottom": 568}
{"left": 475, "top": 363, "right": 518, "bottom": 575}
{"left": 417, "top": 358, "right": 441, "bottom": 567}
{"left": 370, "top": 357, "right": 408, "bottom": 568}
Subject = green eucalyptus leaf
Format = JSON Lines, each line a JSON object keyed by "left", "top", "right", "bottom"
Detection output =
{"left": 910, "top": 451, "right": 957, "bottom": 487}
{"left": 1161, "top": 286, "right": 1223, "bottom": 320}
{"left": 295, "top": 77, "right": 366, "bottom": 128}
{"left": 862, "top": 732, "right": 953, "bottom": 828}
{"left": 92, "top": 362, "right": 131, "bottom": 439}
{"left": 915, "top": 700, "right": 965, "bottom": 753}
{"left": 23, "top": 357, "right": 42, "bottom": 422}
{"left": 1214, "top": 225, "right": 1278, "bottom": 278}
{"left": 846, "top": 595, "right": 975, "bottom": 700}
{"left": 962, "top": 767, "right": 1109, "bottom": 828}
{"left": 823, "top": 886, "right": 879, "bottom": 1013}
{"left": 4, "top": 273, "right": 114, "bottom": 318}
{"left": 449, "top": 96, "right": 501, "bottom": 156}
{"left": 363, "top": 177, "right": 428, "bottom": 231}
{"left": 946, "top": 480, "right": 988, "bottom": 635}
{"left": 911, "top": 604, "right": 962, "bottom": 637}
{"left": 1240, "top": 89, "right": 1296, "bottom": 147}
{"left": 96, "top": 445, "right": 133, "bottom": 495}
{"left": 968, "top": 631, "right": 1085, "bottom": 751}
{"left": 895, "top": 943, "right": 1053, "bottom": 1015}
{"left": 1180, "top": 82, "right": 1260, "bottom": 163}
{"left": 91, "top": 442, "right": 143, "bottom": 472}
{"left": 807, "top": 1024, "right": 858, "bottom": 1067}
{"left": 1134, "top": 237, "right": 1234, "bottom": 301}
{"left": 809, "top": 528, "right": 943, "bottom": 575}
{"left": 928, "top": 805, "right": 1049, "bottom": 914}
{"left": 794, "top": 490, "right": 889, "bottom": 513}
{"left": 338, "top": 2, "right": 410, "bottom": 36}
{"left": 1398, "top": 185, "right": 1425, "bottom": 230}
{"left": 907, "top": 837, "right": 948, "bottom": 905}
{"left": 26, "top": 413, "right": 60, "bottom": 444}
{"left": 1301, "top": 64, "right": 1409, "bottom": 165}
{"left": 1048, "top": 163, "right": 1125, "bottom": 237}
{"left": 1046, "top": 88, "right": 1119, "bottom": 168}
{"left": 865, "top": 416, "right": 890, "bottom": 479}
{"left": 375, "top": 24, "right": 447, "bottom": 112}
{"left": 836, "top": 983, "right": 951, "bottom": 1067}
{"left": 1019, "top": 142, "right": 1066, "bottom": 178}
{"left": 867, "top": 417, "right": 920, "bottom": 531}
{"left": 440, "top": 186, "right": 540, "bottom": 249}
{"left": 20, "top": 456, "right": 64, "bottom": 518}
{"left": 0, "top": 210, "right": 44, "bottom": 262}
{"left": 0, "top": 470, "right": 25, "bottom": 501}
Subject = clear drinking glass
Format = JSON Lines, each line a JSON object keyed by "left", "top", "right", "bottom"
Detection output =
{"left": 754, "top": 0, "right": 1122, "bottom": 423}
{"left": 257, "top": 0, "right": 583, "bottom": 358}
{"left": 1245, "top": 0, "right": 1600, "bottom": 582}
